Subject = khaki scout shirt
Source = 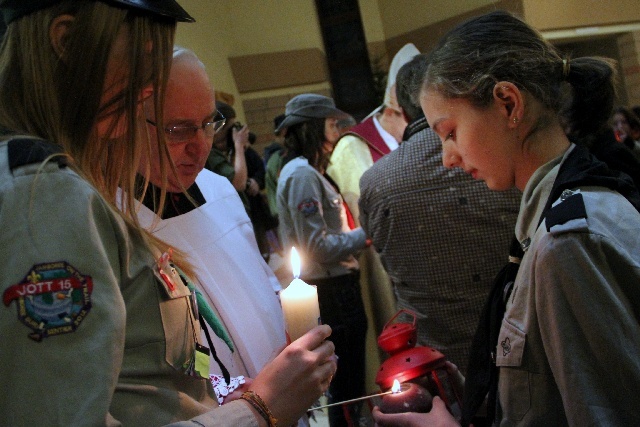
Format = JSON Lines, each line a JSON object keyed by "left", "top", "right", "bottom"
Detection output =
{"left": 497, "top": 146, "right": 640, "bottom": 425}
{"left": 0, "top": 139, "right": 256, "bottom": 426}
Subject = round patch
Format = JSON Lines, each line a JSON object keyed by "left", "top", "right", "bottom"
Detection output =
{"left": 3, "top": 261, "right": 93, "bottom": 342}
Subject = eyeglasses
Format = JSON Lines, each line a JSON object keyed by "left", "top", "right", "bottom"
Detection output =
{"left": 146, "top": 112, "right": 226, "bottom": 144}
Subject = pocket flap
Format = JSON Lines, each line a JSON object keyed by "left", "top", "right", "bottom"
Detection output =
{"left": 496, "top": 319, "right": 526, "bottom": 367}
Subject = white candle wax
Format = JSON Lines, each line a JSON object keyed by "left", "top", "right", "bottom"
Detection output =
{"left": 280, "top": 248, "right": 321, "bottom": 343}
{"left": 281, "top": 278, "right": 321, "bottom": 342}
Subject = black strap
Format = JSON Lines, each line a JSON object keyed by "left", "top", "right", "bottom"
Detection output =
{"left": 199, "top": 313, "right": 231, "bottom": 385}
{"left": 462, "top": 236, "right": 522, "bottom": 426}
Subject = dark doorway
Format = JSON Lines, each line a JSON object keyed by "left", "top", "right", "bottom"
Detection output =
{"left": 315, "top": 0, "right": 379, "bottom": 121}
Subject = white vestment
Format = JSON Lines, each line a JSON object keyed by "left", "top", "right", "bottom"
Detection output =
{"left": 136, "top": 169, "right": 285, "bottom": 378}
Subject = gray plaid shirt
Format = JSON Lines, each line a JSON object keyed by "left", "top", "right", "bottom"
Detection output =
{"left": 359, "top": 117, "right": 521, "bottom": 372}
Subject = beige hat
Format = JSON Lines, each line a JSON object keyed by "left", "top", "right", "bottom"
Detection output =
{"left": 366, "top": 43, "right": 421, "bottom": 118}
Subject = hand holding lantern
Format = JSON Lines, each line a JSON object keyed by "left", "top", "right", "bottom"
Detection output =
{"left": 375, "top": 310, "right": 463, "bottom": 418}
{"left": 379, "top": 379, "right": 432, "bottom": 414}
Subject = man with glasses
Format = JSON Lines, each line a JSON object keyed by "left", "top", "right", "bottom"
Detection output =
{"left": 136, "top": 47, "right": 288, "bottom": 406}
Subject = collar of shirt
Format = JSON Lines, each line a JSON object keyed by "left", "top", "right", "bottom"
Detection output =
{"left": 373, "top": 114, "right": 399, "bottom": 151}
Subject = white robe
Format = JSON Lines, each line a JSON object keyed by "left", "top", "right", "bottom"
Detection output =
{"left": 136, "top": 169, "right": 285, "bottom": 378}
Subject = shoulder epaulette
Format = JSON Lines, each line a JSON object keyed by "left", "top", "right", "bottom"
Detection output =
{"left": 7, "top": 138, "right": 67, "bottom": 171}
{"left": 545, "top": 192, "right": 587, "bottom": 232}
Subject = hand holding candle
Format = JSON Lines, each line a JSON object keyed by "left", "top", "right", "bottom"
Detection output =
{"left": 280, "top": 247, "right": 321, "bottom": 343}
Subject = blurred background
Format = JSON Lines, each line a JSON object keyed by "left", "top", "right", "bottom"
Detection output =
{"left": 174, "top": 0, "right": 640, "bottom": 155}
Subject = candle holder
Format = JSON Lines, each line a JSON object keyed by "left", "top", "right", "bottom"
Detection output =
{"left": 375, "top": 309, "right": 463, "bottom": 417}
{"left": 379, "top": 381, "right": 432, "bottom": 414}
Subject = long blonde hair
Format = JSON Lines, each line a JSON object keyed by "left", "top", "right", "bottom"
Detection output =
{"left": 0, "top": 1, "right": 194, "bottom": 274}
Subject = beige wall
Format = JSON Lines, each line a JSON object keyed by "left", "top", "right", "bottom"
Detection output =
{"left": 174, "top": 3, "right": 239, "bottom": 115}
{"left": 359, "top": 0, "right": 386, "bottom": 42}
{"left": 376, "top": 0, "right": 498, "bottom": 38}
{"left": 174, "top": 0, "right": 640, "bottom": 147}
{"left": 175, "top": 1, "right": 326, "bottom": 122}
{"left": 524, "top": 0, "right": 640, "bottom": 30}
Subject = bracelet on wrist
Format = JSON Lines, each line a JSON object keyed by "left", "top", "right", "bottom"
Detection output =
{"left": 240, "top": 391, "right": 278, "bottom": 427}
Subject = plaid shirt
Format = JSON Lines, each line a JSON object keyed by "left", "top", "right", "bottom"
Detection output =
{"left": 359, "top": 117, "right": 521, "bottom": 372}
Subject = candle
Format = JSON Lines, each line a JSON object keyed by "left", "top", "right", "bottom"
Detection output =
{"left": 379, "top": 379, "right": 432, "bottom": 414}
{"left": 280, "top": 247, "right": 321, "bottom": 343}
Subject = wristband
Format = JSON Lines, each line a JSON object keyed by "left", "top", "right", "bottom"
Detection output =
{"left": 240, "top": 391, "right": 278, "bottom": 427}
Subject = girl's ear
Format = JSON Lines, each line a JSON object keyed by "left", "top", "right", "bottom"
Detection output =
{"left": 493, "top": 82, "right": 523, "bottom": 128}
{"left": 49, "top": 14, "right": 75, "bottom": 59}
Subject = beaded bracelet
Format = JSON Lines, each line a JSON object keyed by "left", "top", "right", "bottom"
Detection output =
{"left": 241, "top": 391, "right": 278, "bottom": 427}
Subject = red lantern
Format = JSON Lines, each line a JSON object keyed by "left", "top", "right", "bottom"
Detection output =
{"left": 375, "top": 309, "right": 463, "bottom": 418}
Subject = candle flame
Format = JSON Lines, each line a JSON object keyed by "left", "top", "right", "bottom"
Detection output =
{"left": 391, "top": 379, "right": 401, "bottom": 393}
{"left": 291, "top": 247, "right": 301, "bottom": 278}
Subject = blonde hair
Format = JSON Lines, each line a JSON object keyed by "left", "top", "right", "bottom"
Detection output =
{"left": 0, "top": 1, "right": 195, "bottom": 276}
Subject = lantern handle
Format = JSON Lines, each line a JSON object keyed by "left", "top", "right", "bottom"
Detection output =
{"left": 383, "top": 309, "right": 417, "bottom": 330}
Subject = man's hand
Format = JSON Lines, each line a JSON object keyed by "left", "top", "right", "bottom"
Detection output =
{"left": 372, "top": 396, "right": 460, "bottom": 427}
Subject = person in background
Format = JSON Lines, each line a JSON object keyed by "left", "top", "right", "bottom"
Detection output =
{"left": 276, "top": 93, "right": 370, "bottom": 427}
{"left": 205, "top": 101, "right": 251, "bottom": 212}
{"left": 337, "top": 115, "right": 357, "bottom": 135}
{"left": 264, "top": 116, "right": 288, "bottom": 258}
{"left": 359, "top": 53, "right": 520, "bottom": 374}
{"left": 266, "top": 114, "right": 287, "bottom": 218}
{"left": 326, "top": 45, "right": 421, "bottom": 388}
{"left": 264, "top": 113, "right": 286, "bottom": 167}
{"left": 245, "top": 131, "right": 278, "bottom": 262}
{"left": 327, "top": 43, "right": 420, "bottom": 220}
{"left": 632, "top": 105, "right": 640, "bottom": 139}
{"left": 0, "top": 1, "right": 336, "bottom": 426}
{"left": 373, "top": 10, "right": 640, "bottom": 426}
{"left": 611, "top": 105, "right": 640, "bottom": 158}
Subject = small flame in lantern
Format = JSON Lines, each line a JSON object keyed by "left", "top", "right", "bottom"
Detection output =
{"left": 391, "top": 379, "right": 401, "bottom": 394}
{"left": 291, "top": 247, "right": 301, "bottom": 279}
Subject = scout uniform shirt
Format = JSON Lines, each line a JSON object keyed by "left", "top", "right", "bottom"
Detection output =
{"left": 496, "top": 145, "right": 640, "bottom": 425}
{"left": 0, "top": 138, "right": 256, "bottom": 426}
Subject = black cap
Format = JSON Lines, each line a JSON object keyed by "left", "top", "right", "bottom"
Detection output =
{"left": 0, "top": 0, "right": 195, "bottom": 25}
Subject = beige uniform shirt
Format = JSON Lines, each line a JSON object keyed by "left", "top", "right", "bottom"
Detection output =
{"left": 0, "top": 139, "right": 256, "bottom": 426}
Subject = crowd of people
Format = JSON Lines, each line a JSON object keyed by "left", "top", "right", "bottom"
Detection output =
{"left": 1, "top": 1, "right": 639, "bottom": 427}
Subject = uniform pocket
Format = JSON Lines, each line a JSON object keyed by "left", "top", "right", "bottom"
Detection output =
{"left": 153, "top": 268, "right": 197, "bottom": 371}
{"left": 496, "top": 319, "right": 530, "bottom": 420}
{"left": 159, "top": 294, "right": 196, "bottom": 370}
{"left": 496, "top": 318, "right": 525, "bottom": 367}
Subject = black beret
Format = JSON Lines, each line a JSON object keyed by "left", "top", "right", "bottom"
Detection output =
{"left": 0, "top": 0, "right": 194, "bottom": 24}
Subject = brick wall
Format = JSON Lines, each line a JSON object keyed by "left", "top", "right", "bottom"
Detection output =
{"left": 618, "top": 30, "right": 640, "bottom": 108}
{"left": 242, "top": 88, "right": 332, "bottom": 157}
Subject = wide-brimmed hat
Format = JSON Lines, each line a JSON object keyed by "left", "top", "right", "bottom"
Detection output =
{"left": 275, "top": 93, "right": 349, "bottom": 134}
{"left": 0, "top": 0, "right": 194, "bottom": 24}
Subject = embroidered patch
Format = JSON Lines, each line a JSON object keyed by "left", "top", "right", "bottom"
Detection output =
{"left": 501, "top": 337, "right": 511, "bottom": 356}
{"left": 3, "top": 262, "right": 93, "bottom": 342}
{"left": 297, "top": 198, "right": 319, "bottom": 216}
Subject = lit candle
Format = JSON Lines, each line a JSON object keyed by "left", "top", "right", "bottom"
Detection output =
{"left": 280, "top": 247, "right": 321, "bottom": 343}
{"left": 380, "top": 379, "right": 432, "bottom": 414}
